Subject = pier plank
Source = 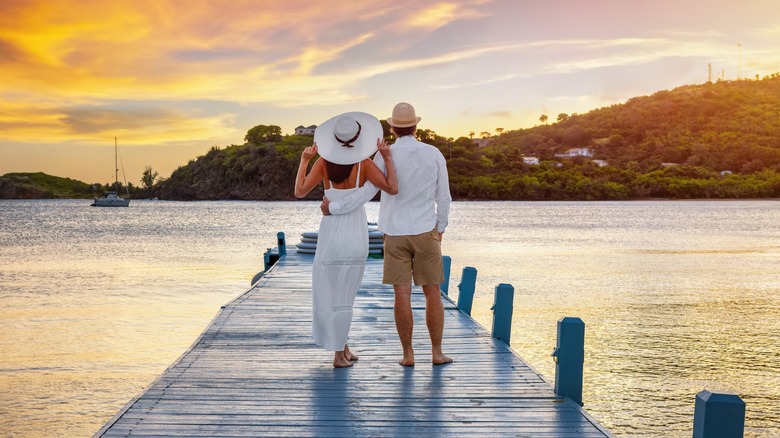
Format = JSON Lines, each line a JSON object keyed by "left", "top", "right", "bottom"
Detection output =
{"left": 96, "top": 247, "right": 611, "bottom": 437}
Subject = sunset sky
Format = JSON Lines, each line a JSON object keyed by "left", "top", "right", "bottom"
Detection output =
{"left": 2, "top": 0, "right": 779, "bottom": 184}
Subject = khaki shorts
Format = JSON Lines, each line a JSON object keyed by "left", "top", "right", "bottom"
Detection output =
{"left": 383, "top": 229, "right": 443, "bottom": 286}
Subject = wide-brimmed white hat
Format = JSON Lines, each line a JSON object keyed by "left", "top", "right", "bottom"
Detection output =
{"left": 314, "top": 112, "right": 382, "bottom": 165}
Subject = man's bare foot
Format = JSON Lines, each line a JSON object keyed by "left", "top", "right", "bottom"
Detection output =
{"left": 398, "top": 356, "right": 415, "bottom": 367}
{"left": 432, "top": 354, "right": 453, "bottom": 365}
{"left": 333, "top": 352, "right": 353, "bottom": 368}
{"left": 344, "top": 345, "right": 358, "bottom": 361}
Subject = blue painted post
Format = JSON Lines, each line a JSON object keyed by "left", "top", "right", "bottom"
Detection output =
{"left": 441, "top": 256, "right": 452, "bottom": 296}
{"left": 693, "top": 390, "right": 745, "bottom": 438}
{"left": 457, "top": 267, "right": 477, "bottom": 315}
{"left": 491, "top": 283, "right": 514, "bottom": 345}
{"left": 277, "top": 231, "right": 287, "bottom": 257}
{"left": 263, "top": 248, "right": 273, "bottom": 270}
{"left": 552, "top": 317, "right": 585, "bottom": 406}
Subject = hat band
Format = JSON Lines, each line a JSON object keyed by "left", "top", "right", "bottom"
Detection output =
{"left": 334, "top": 121, "right": 361, "bottom": 147}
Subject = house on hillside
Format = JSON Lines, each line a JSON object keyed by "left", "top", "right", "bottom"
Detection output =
{"left": 593, "top": 159, "right": 609, "bottom": 167}
{"left": 555, "top": 147, "right": 594, "bottom": 158}
{"left": 295, "top": 125, "right": 317, "bottom": 136}
{"left": 522, "top": 157, "right": 539, "bottom": 165}
{"left": 472, "top": 138, "right": 492, "bottom": 148}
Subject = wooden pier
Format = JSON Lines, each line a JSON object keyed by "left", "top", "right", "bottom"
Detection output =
{"left": 96, "top": 243, "right": 613, "bottom": 437}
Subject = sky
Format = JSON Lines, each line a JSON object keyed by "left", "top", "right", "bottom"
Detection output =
{"left": 1, "top": 0, "right": 779, "bottom": 184}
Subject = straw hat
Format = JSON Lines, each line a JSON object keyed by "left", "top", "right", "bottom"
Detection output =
{"left": 386, "top": 102, "right": 421, "bottom": 128}
{"left": 314, "top": 112, "right": 382, "bottom": 165}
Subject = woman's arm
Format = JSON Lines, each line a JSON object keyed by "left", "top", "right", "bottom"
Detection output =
{"left": 294, "top": 144, "right": 324, "bottom": 198}
{"left": 363, "top": 138, "right": 398, "bottom": 195}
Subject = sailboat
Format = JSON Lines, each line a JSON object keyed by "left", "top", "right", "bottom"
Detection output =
{"left": 91, "top": 137, "right": 130, "bottom": 207}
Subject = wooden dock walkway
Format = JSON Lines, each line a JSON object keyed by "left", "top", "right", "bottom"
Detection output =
{"left": 96, "top": 245, "right": 612, "bottom": 437}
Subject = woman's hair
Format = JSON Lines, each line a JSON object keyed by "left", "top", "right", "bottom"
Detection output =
{"left": 391, "top": 125, "right": 416, "bottom": 137}
{"left": 324, "top": 160, "right": 354, "bottom": 184}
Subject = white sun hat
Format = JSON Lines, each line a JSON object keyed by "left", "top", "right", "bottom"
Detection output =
{"left": 314, "top": 112, "right": 382, "bottom": 165}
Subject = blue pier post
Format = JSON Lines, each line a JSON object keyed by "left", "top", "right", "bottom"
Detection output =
{"left": 693, "top": 390, "right": 745, "bottom": 438}
{"left": 441, "top": 256, "right": 452, "bottom": 296}
{"left": 457, "top": 267, "right": 477, "bottom": 315}
{"left": 263, "top": 248, "right": 278, "bottom": 270}
{"left": 277, "top": 232, "right": 287, "bottom": 257}
{"left": 552, "top": 317, "right": 585, "bottom": 406}
{"left": 491, "top": 283, "right": 514, "bottom": 345}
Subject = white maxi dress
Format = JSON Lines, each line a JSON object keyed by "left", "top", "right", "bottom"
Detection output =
{"left": 311, "top": 163, "right": 368, "bottom": 351}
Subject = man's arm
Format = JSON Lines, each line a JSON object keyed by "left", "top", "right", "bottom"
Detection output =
{"left": 435, "top": 153, "right": 452, "bottom": 233}
{"left": 321, "top": 181, "right": 378, "bottom": 215}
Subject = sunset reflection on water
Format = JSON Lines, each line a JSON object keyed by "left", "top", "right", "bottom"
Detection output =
{"left": 0, "top": 199, "right": 778, "bottom": 437}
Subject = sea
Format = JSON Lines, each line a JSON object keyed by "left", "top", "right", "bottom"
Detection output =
{"left": 0, "top": 199, "right": 778, "bottom": 437}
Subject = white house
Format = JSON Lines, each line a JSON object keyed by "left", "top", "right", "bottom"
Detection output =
{"left": 295, "top": 125, "right": 317, "bottom": 136}
{"left": 555, "top": 147, "right": 594, "bottom": 158}
{"left": 593, "top": 159, "right": 609, "bottom": 167}
{"left": 522, "top": 157, "right": 539, "bottom": 165}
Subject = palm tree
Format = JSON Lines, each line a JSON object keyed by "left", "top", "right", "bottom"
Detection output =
{"left": 539, "top": 114, "right": 548, "bottom": 125}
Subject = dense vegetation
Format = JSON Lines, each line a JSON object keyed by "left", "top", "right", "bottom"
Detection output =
{"left": 435, "top": 75, "right": 780, "bottom": 200}
{"left": 0, "top": 172, "right": 96, "bottom": 199}
{"left": 4, "top": 76, "right": 780, "bottom": 200}
{"left": 155, "top": 76, "right": 779, "bottom": 200}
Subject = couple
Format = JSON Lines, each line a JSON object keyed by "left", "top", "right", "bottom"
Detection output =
{"left": 294, "top": 102, "right": 452, "bottom": 368}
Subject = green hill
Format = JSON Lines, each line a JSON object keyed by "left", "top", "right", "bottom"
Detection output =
{"left": 155, "top": 134, "right": 317, "bottom": 201}
{"left": 495, "top": 75, "right": 780, "bottom": 172}
{"left": 0, "top": 172, "right": 96, "bottom": 199}
{"left": 5, "top": 76, "right": 780, "bottom": 200}
{"left": 158, "top": 76, "right": 780, "bottom": 200}
{"left": 441, "top": 75, "right": 780, "bottom": 199}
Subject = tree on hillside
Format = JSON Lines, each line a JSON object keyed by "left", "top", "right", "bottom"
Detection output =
{"left": 495, "top": 127, "right": 504, "bottom": 135}
{"left": 141, "top": 166, "right": 159, "bottom": 190}
{"left": 539, "top": 114, "right": 548, "bottom": 124}
{"left": 415, "top": 129, "right": 432, "bottom": 143}
{"left": 245, "top": 125, "right": 282, "bottom": 144}
{"left": 557, "top": 113, "right": 569, "bottom": 123}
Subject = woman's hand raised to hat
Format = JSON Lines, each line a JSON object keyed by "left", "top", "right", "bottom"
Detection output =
{"left": 301, "top": 143, "right": 318, "bottom": 161}
{"left": 377, "top": 138, "right": 391, "bottom": 159}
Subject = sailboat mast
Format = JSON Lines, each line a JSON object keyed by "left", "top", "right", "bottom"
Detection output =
{"left": 114, "top": 137, "right": 119, "bottom": 192}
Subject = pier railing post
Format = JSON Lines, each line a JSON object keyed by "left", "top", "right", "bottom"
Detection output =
{"left": 552, "top": 317, "right": 585, "bottom": 406}
{"left": 263, "top": 248, "right": 279, "bottom": 270}
{"left": 491, "top": 283, "right": 514, "bottom": 344}
{"left": 277, "top": 231, "right": 287, "bottom": 257}
{"left": 441, "top": 256, "right": 452, "bottom": 296}
{"left": 693, "top": 390, "right": 745, "bottom": 438}
{"left": 457, "top": 267, "right": 477, "bottom": 315}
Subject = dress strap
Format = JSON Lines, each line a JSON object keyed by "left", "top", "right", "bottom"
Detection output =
{"left": 354, "top": 161, "right": 362, "bottom": 189}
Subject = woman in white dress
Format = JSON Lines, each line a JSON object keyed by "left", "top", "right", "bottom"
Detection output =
{"left": 294, "top": 112, "right": 398, "bottom": 368}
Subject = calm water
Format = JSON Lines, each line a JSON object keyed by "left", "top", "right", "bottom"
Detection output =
{"left": 0, "top": 199, "right": 778, "bottom": 437}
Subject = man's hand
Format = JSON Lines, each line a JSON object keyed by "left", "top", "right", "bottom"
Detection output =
{"left": 320, "top": 196, "right": 331, "bottom": 216}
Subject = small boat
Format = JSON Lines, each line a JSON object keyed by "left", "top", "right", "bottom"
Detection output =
{"left": 92, "top": 191, "right": 130, "bottom": 207}
{"left": 92, "top": 137, "right": 130, "bottom": 207}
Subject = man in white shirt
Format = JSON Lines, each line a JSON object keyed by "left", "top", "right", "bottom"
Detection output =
{"left": 321, "top": 102, "right": 453, "bottom": 367}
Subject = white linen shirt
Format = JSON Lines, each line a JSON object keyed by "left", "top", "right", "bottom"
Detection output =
{"left": 328, "top": 135, "right": 452, "bottom": 236}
